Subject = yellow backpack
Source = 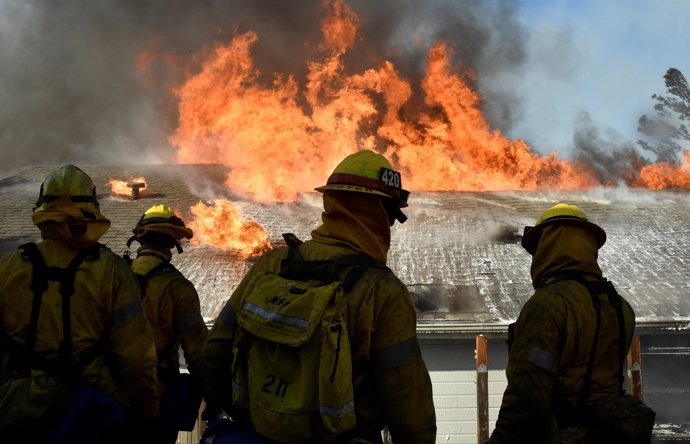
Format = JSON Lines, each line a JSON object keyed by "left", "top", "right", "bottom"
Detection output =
{"left": 230, "top": 235, "right": 374, "bottom": 443}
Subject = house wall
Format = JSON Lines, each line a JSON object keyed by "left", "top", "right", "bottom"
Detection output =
{"left": 420, "top": 340, "right": 509, "bottom": 444}
{"left": 638, "top": 333, "right": 690, "bottom": 424}
{"left": 420, "top": 332, "right": 690, "bottom": 443}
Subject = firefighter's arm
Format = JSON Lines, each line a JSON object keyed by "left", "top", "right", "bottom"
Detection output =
{"left": 109, "top": 258, "right": 160, "bottom": 419}
{"left": 171, "top": 279, "right": 208, "bottom": 382}
{"left": 372, "top": 278, "right": 437, "bottom": 444}
{"left": 202, "top": 254, "right": 273, "bottom": 414}
{"left": 489, "top": 291, "right": 565, "bottom": 444}
{"left": 203, "top": 301, "right": 238, "bottom": 414}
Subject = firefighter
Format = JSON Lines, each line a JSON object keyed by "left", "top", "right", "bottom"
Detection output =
{"left": 126, "top": 204, "right": 208, "bottom": 443}
{"left": 489, "top": 203, "right": 639, "bottom": 444}
{"left": 202, "top": 150, "right": 437, "bottom": 444}
{"left": 0, "top": 165, "right": 159, "bottom": 444}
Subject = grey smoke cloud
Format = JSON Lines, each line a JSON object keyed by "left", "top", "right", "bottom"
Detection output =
{"left": 0, "top": 0, "right": 529, "bottom": 178}
{"left": 572, "top": 112, "right": 647, "bottom": 186}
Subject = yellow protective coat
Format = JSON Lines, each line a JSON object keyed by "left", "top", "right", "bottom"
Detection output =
{"left": 490, "top": 224, "right": 635, "bottom": 444}
{"left": 0, "top": 238, "right": 159, "bottom": 419}
{"left": 130, "top": 246, "right": 208, "bottom": 392}
{"left": 203, "top": 192, "right": 436, "bottom": 444}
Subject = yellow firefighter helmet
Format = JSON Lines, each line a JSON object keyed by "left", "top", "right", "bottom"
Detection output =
{"left": 34, "top": 165, "right": 101, "bottom": 214}
{"left": 315, "top": 150, "right": 409, "bottom": 207}
{"left": 522, "top": 203, "right": 606, "bottom": 255}
{"left": 315, "top": 150, "right": 410, "bottom": 224}
{"left": 128, "top": 204, "right": 193, "bottom": 253}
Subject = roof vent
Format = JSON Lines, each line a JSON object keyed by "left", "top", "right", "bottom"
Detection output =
{"left": 127, "top": 182, "right": 146, "bottom": 200}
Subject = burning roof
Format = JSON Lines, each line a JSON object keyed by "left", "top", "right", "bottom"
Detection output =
{"left": 1, "top": 164, "right": 689, "bottom": 333}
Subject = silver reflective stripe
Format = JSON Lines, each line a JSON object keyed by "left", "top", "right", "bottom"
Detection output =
{"left": 219, "top": 304, "right": 237, "bottom": 330}
{"left": 243, "top": 303, "right": 309, "bottom": 329}
{"left": 373, "top": 337, "right": 419, "bottom": 370}
{"left": 319, "top": 399, "right": 354, "bottom": 417}
{"left": 111, "top": 300, "right": 143, "bottom": 329}
{"left": 528, "top": 347, "right": 558, "bottom": 375}
{"left": 175, "top": 311, "right": 204, "bottom": 333}
{"left": 232, "top": 381, "right": 248, "bottom": 395}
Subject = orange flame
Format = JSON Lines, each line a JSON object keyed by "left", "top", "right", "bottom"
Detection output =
{"left": 169, "top": 0, "right": 689, "bottom": 198}
{"left": 109, "top": 177, "right": 147, "bottom": 197}
{"left": 319, "top": 0, "right": 359, "bottom": 53}
{"left": 188, "top": 200, "right": 272, "bottom": 258}
{"left": 635, "top": 150, "right": 690, "bottom": 189}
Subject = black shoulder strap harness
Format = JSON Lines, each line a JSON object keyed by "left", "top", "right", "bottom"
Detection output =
{"left": 278, "top": 233, "right": 376, "bottom": 292}
{"left": 542, "top": 272, "right": 628, "bottom": 424}
{"left": 9, "top": 242, "right": 104, "bottom": 386}
{"left": 132, "top": 258, "right": 180, "bottom": 367}
{"left": 135, "top": 259, "right": 177, "bottom": 300}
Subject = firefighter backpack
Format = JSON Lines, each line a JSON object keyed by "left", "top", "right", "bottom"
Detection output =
{"left": 230, "top": 234, "right": 374, "bottom": 443}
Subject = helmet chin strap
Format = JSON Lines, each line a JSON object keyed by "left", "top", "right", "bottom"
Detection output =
{"left": 126, "top": 234, "right": 183, "bottom": 253}
{"left": 394, "top": 208, "right": 408, "bottom": 225}
{"left": 174, "top": 241, "right": 183, "bottom": 254}
{"left": 383, "top": 198, "right": 407, "bottom": 226}
{"left": 385, "top": 205, "right": 407, "bottom": 226}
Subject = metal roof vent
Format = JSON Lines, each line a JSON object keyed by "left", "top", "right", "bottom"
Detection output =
{"left": 127, "top": 182, "right": 146, "bottom": 200}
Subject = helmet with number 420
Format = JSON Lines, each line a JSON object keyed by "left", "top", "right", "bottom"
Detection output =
{"left": 315, "top": 150, "right": 410, "bottom": 224}
{"left": 314, "top": 150, "right": 409, "bottom": 207}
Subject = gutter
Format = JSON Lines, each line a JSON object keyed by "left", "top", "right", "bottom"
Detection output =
{"left": 416, "top": 319, "right": 690, "bottom": 341}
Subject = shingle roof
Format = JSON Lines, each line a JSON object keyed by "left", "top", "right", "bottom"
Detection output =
{"left": 2, "top": 165, "right": 689, "bottom": 331}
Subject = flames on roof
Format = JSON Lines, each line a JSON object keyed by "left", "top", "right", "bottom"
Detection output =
{"left": 149, "top": 0, "right": 690, "bottom": 205}
{"left": 133, "top": 0, "right": 690, "bottom": 255}
{"left": 108, "top": 177, "right": 147, "bottom": 199}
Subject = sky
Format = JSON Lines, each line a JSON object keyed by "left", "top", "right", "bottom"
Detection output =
{"left": 0, "top": 0, "right": 689, "bottom": 176}
{"left": 508, "top": 0, "right": 690, "bottom": 157}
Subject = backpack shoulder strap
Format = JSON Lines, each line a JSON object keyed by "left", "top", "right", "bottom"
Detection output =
{"left": 279, "top": 250, "right": 374, "bottom": 292}
{"left": 58, "top": 245, "right": 100, "bottom": 368}
{"left": 542, "top": 273, "right": 628, "bottom": 406}
{"left": 136, "top": 261, "right": 176, "bottom": 300}
{"left": 18, "top": 242, "right": 48, "bottom": 360}
{"left": 17, "top": 242, "right": 100, "bottom": 376}
{"left": 331, "top": 254, "right": 375, "bottom": 292}
{"left": 578, "top": 280, "right": 603, "bottom": 408}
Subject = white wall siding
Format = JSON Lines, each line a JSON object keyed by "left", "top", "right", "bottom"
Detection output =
{"left": 429, "top": 369, "right": 507, "bottom": 443}
{"left": 421, "top": 340, "right": 509, "bottom": 443}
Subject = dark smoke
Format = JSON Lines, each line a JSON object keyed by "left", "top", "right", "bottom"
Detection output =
{"left": 572, "top": 112, "right": 649, "bottom": 186}
{"left": 0, "top": 0, "right": 528, "bottom": 177}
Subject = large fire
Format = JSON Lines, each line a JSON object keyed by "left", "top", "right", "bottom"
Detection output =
{"left": 188, "top": 200, "right": 272, "bottom": 258}
{"left": 159, "top": 0, "right": 689, "bottom": 250}
{"left": 634, "top": 151, "right": 690, "bottom": 189}
{"left": 109, "top": 177, "right": 147, "bottom": 197}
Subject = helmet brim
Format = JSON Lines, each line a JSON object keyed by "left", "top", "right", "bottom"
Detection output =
{"left": 521, "top": 216, "right": 606, "bottom": 255}
{"left": 134, "top": 223, "right": 193, "bottom": 241}
{"left": 314, "top": 184, "right": 409, "bottom": 208}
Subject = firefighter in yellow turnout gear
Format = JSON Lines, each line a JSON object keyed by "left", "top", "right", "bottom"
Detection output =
{"left": 203, "top": 150, "right": 436, "bottom": 444}
{"left": 489, "top": 204, "right": 654, "bottom": 444}
{"left": 0, "top": 165, "right": 159, "bottom": 443}
{"left": 126, "top": 204, "right": 208, "bottom": 442}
